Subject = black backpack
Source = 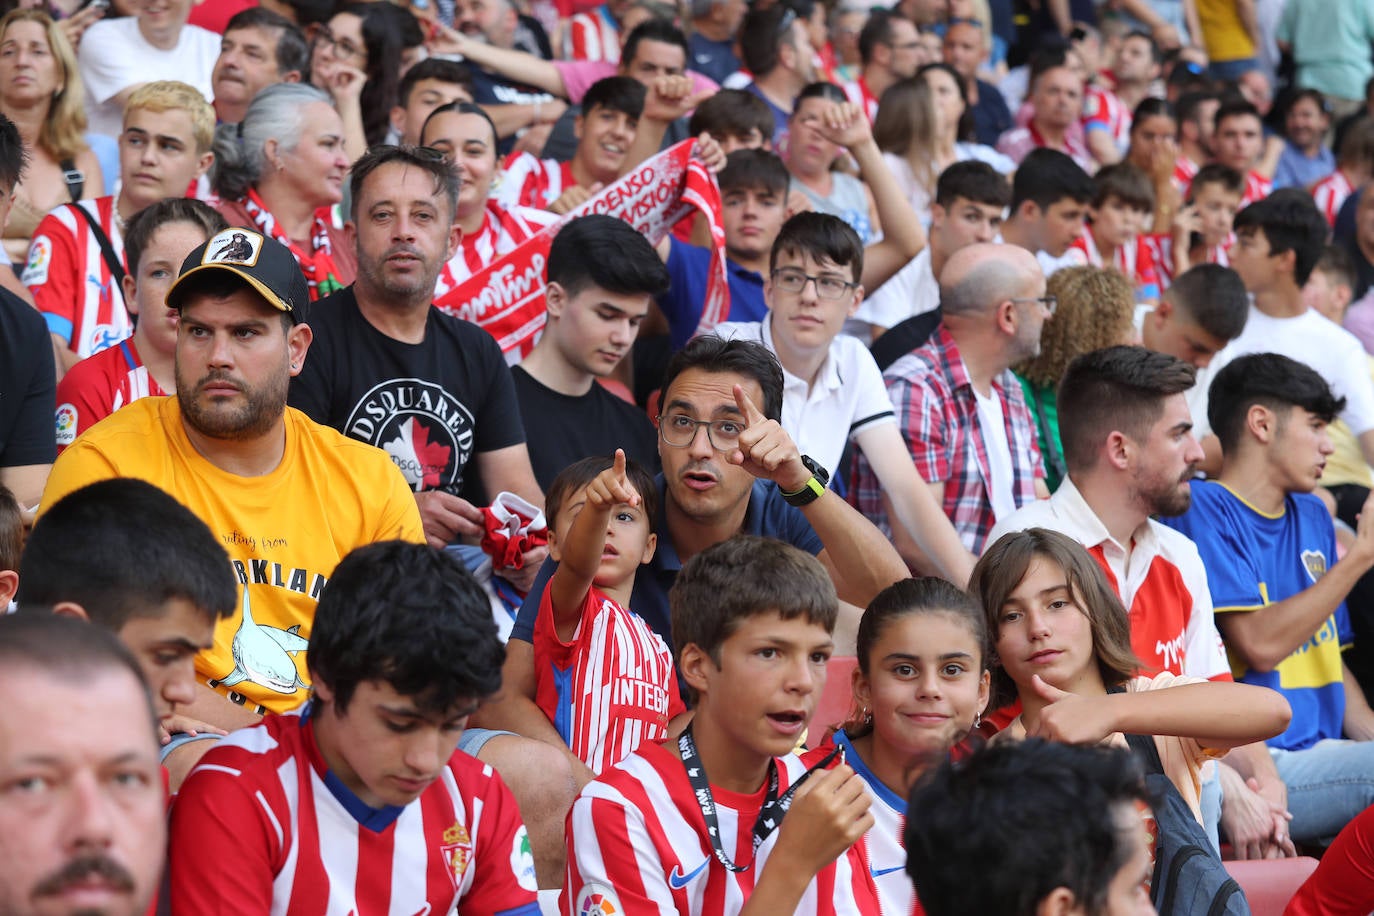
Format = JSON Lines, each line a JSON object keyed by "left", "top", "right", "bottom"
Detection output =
{"left": 1122, "top": 730, "right": 1251, "bottom": 916}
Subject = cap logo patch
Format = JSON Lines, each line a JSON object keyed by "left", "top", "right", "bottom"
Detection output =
{"left": 204, "top": 229, "right": 264, "bottom": 267}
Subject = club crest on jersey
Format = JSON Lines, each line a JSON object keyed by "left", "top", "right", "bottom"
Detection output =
{"left": 576, "top": 884, "right": 621, "bottom": 916}
{"left": 441, "top": 821, "right": 473, "bottom": 889}
{"left": 204, "top": 229, "right": 264, "bottom": 266}
{"left": 1302, "top": 549, "right": 1328, "bottom": 583}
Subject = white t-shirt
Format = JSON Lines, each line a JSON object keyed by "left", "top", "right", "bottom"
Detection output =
{"left": 711, "top": 318, "right": 896, "bottom": 477}
{"left": 973, "top": 384, "right": 1016, "bottom": 520}
{"left": 1192, "top": 305, "right": 1374, "bottom": 439}
{"left": 853, "top": 247, "right": 939, "bottom": 339}
{"left": 79, "top": 18, "right": 219, "bottom": 139}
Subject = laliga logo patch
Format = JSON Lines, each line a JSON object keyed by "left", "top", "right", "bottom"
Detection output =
{"left": 204, "top": 229, "right": 264, "bottom": 267}
{"left": 577, "top": 884, "right": 621, "bottom": 915}
{"left": 55, "top": 403, "right": 77, "bottom": 446}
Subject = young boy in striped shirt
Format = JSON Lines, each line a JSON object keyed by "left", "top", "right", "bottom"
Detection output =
{"left": 534, "top": 449, "right": 686, "bottom": 777}
{"left": 564, "top": 536, "right": 881, "bottom": 915}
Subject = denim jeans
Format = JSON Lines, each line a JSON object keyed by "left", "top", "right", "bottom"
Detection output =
{"left": 1271, "top": 739, "right": 1374, "bottom": 845}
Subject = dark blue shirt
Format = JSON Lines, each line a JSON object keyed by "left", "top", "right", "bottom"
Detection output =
{"left": 971, "top": 79, "right": 1013, "bottom": 148}
{"left": 689, "top": 33, "right": 740, "bottom": 86}
{"left": 659, "top": 237, "right": 767, "bottom": 349}
{"left": 510, "top": 476, "right": 825, "bottom": 649}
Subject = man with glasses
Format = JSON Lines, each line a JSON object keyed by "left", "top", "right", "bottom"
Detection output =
{"left": 842, "top": 10, "right": 921, "bottom": 122}
{"left": 853, "top": 242, "right": 1051, "bottom": 555}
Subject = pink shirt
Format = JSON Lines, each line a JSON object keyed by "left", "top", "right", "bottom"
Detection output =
{"left": 554, "top": 60, "right": 718, "bottom": 103}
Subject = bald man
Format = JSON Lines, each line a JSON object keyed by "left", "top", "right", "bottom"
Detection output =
{"left": 852, "top": 243, "right": 1051, "bottom": 553}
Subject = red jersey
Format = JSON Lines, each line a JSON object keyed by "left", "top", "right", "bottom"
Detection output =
{"left": 533, "top": 585, "right": 684, "bottom": 775}
{"left": 1072, "top": 225, "right": 1161, "bottom": 300}
{"left": 53, "top": 337, "right": 166, "bottom": 451}
{"left": 1082, "top": 83, "right": 1131, "bottom": 154}
{"left": 1313, "top": 168, "right": 1355, "bottom": 228}
{"left": 565, "top": 741, "right": 882, "bottom": 916}
{"left": 1241, "top": 169, "right": 1272, "bottom": 207}
{"left": 168, "top": 709, "right": 541, "bottom": 916}
{"left": 22, "top": 195, "right": 129, "bottom": 358}
{"left": 1143, "top": 232, "right": 1231, "bottom": 288}
{"left": 1172, "top": 155, "right": 1200, "bottom": 193}
{"left": 434, "top": 201, "right": 557, "bottom": 295}
{"left": 565, "top": 5, "right": 620, "bottom": 63}
{"left": 495, "top": 152, "right": 577, "bottom": 211}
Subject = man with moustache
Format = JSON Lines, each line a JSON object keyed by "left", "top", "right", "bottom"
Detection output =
{"left": 210, "top": 7, "right": 308, "bottom": 125}
{"left": 37, "top": 228, "right": 423, "bottom": 785}
{"left": 0, "top": 613, "right": 169, "bottom": 916}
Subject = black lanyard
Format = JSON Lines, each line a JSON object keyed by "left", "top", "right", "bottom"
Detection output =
{"left": 677, "top": 726, "right": 844, "bottom": 873}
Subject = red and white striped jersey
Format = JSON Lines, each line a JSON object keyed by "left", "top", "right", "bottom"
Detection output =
{"left": 1313, "top": 168, "right": 1355, "bottom": 228}
{"left": 564, "top": 741, "right": 882, "bottom": 916}
{"left": 533, "top": 586, "right": 685, "bottom": 775}
{"left": 829, "top": 731, "right": 918, "bottom": 916}
{"left": 996, "top": 123, "right": 1095, "bottom": 173}
{"left": 1143, "top": 232, "right": 1231, "bottom": 288}
{"left": 168, "top": 709, "right": 541, "bottom": 916}
{"left": 53, "top": 338, "right": 166, "bottom": 451}
{"left": 841, "top": 76, "right": 878, "bottom": 123}
{"left": 22, "top": 195, "right": 129, "bottom": 358}
{"left": 1240, "top": 169, "right": 1272, "bottom": 207}
{"left": 1172, "top": 155, "right": 1200, "bottom": 194}
{"left": 1072, "top": 225, "right": 1161, "bottom": 299}
{"left": 565, "top": 5, "right": 620, "bottom": 63}
{"left": 1082, "top": 84, "right": 1132, "bottom": 155}
{"left": 434, "top": 201, "right": 558, "bottom": 295}
{"left": 494, "top": 152, "right": 577, "bottom": 211}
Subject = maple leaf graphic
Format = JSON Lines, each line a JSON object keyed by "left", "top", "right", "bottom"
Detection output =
{"left": 384, "top": 418, "right": 451, "bottom": 490}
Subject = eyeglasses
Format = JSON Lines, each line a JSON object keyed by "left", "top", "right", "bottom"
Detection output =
{"left": 1011, "top": 295, "right": 1058, "bottom": 316}
{"left": 658, "top": 413, "right": 745, "bottom": 451}
{"left": 771, "top": 267, "right": 856, "bottom": 300}
{"left": 314, "top": 26, "right": 366, "bottom": 67}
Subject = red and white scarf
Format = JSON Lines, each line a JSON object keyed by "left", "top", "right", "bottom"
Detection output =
{"left": 240, "top": 188, "right": 345, "bottom": 300}
{"left": 435, "top": 139, "right": 728, "bottom": 363}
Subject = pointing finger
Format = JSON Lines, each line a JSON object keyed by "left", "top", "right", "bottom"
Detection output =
{"left": 733, "top": 383, "right": 767, "bottom": 426}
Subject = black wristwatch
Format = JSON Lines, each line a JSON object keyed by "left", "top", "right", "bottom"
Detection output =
{"left": 781, "top": 455, "right": 830, "bottom": 507}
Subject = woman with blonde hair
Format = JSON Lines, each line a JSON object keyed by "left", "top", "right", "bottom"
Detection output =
{"left": 0, "top": 8, "right": 104, "bottom": 261}
{"left": 1014, "top": 265, "right": 1138, "bottom": 492}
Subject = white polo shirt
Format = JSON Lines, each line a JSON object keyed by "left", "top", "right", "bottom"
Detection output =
{"left": 712, "top": 319, "right": 896, "bottom": 478}
{"left": 988, "top": 477, "right": 1231, "bottom": 681}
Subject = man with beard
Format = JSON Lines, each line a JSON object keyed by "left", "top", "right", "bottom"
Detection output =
{"left": 286, "top": 147, "right": 571, "bottom": 888}
{"left": 37, "top": 228, "right": 423, "bottom": 785}
{"left": 0, "top": 614, "right": 167, "bottom": 916}
{"left": 988, "top": 345, "right": 1299, "bottom": 863}
{"left": 851, "top": 242, "right": 1050, "bottom": 555}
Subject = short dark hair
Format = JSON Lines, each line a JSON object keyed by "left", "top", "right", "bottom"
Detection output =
{"left": 1337, "top": 117, "right": 1374, "bottom": 170}
{"left": 1122, "top": 29, "right": 1161, "bottom": 64}
{"left": 547, "top": 214, "right": 669, "bottom": 298}
{"left": 1232, "top": 187, "right": 1329, "bottom": 286}
{"left": 688, "top": 89, "right": 774, "bottom": 143}
{"left": 0, "top": 613, "right": 158, "bottom": 735}
{"left": 123, "top": 199, "right": 228, "bottom": 277}
{"left": 738, "top": 5, "right": 794, "bottom": 76}
{"left": 545, "top": 454, "right": 659, "bottom": 531}
{"left": 1314, "top": 244, "right": 1355, "bottom": 292}
{"left": 718, "top": 147, "right": 789, "bottom": 197}
{"left": 1163, "top": 263, "right": 1249, "bottom": 340}
{"left": 18, "top": 479, "right": 237, "bottom": 630}
{"left": 857, "top": 9, "right": 905, "bottom": 66}
{"left": 1209, "top": 353, "right": 1346, "bottom": 455}
{"left": 1011, "top": 148, "right": 1094, "bottom": 212}
{"left": 770, "top": 211, "right": 864, "bottom": 283}
{"left": 1027, "top": 44, "right": 1075, "bottom": 93}
{"left": 307, "top": 541, "right": 505, "bottom": 716}
{"left": 1090, "top": 162, "right": 1154, "bottom": 212}
{"left": 935, "top": 159, "right": 1011, "bottom": 210}
{"left": 1130, "top": 96, "right": 1175, "bottom": 128}
{"left": 1214, "top": 97, "right": 1262, "bottom": 132}
{"left": 1175, "top": 90, "right": 1218, "bottom": 129}
{"left": 907, "top": 739, "right": 1152, "bottom": 916}
{"left": 0, "top": 485, "right": 19, "bottom": 573}
{"left": 1283, "top": 88, "right": 1331, "bottom": 124}
{"left": 349, "top": 144, "right": 459, "bottom": 223}
{"left": 621, "top": 17, "right": 689, "bottom": 65}
{"left": 225, "top": 7, "right": 308, "bottom": 77}
{"left": 397, "top": 57, "right": 474, "bottom": 108}
{"left": 661, "top": 335, "right": 785, "bottom": 422}
{"left": 581, "top": 75, "right": 646, "bottom": 120}
{"left": 0, "top": 111, "right": 27, "bottom": 190}
{"left": 1188, "top": 162, "right": 1245, "bottom": 199}
{"left": 1057, "top": 346, "right": 1197, "bottom": 472}
{"left": 671, "top": 536, "right": 836, "bottom": 700}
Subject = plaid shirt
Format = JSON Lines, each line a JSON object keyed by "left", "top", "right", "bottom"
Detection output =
{"left": 850, "top": 327, "right": 1044, "bottom": 554}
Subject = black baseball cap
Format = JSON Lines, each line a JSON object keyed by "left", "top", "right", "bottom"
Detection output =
{"left": 166, "top": 228, "right": 310, "bottom": 321}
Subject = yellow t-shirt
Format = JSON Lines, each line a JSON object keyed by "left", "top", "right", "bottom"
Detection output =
{"left": 1196, "top": 0, "right": 1256, "bottom": 64}
{"left": 39, "top": 396, "right": 424, "bottom": 714}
